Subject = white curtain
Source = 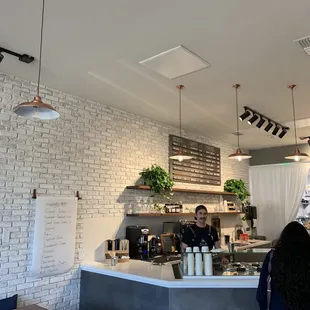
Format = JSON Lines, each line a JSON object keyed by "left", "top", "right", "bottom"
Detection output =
{"left": 249, "top": 163, "right": 309, "bottom": 241}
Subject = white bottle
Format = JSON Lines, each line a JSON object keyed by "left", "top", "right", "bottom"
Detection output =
{"left": 195, "top": 251, "right": 203, "bottom": 276}
{"left": 201, "top": 246, "right": 209, "bottom": 275}
{"left": 186, "top": 247, "right": 194, "bottom": 276}
{"left": 182, "top": 250, "right": 188, "bottom": 274}
{"left": 204, "top": 252, "right": 213, "bottom": 276}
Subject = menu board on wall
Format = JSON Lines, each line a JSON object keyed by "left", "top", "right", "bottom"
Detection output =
{"left": 31, "top": 197, "right": 78, "bottom": 278}
{"left": 169, "top": 135, "right": 221, "bottom": 186}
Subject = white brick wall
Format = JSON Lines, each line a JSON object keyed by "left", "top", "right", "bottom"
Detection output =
{"left": 0, "top": 73, "right": 249, "bottom": 309}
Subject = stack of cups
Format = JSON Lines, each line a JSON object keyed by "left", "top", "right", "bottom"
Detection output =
{"left": 186, "top": 247, "right": 194, "bottom": 276}
{"left": 202, "top": 246, "right": 213, "bottom": 276}
{"left": 193, "top": 247, "right": 203, "bottom": 276}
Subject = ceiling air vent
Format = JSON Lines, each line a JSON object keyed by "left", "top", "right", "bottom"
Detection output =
{"left": 294, "top": 35, "right": 310, "bottom": 55}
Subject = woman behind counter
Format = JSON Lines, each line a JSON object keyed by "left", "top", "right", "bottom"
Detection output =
{"left": 257, "top": 221, "right": 310, "bottom": 310}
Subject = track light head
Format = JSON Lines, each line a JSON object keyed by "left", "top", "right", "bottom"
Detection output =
{"left": 256, "top": 118, "right": 265, "bottom": 129}
{"left": 248, "top": 114, "right": 259, "bottom": 125}
{"left": 264, "top": 122, "right": 273, "bottom": 132}
{"left": 272, "top": 125, "right": 280, "bottom": 136}
{"left": 278, "top": 129, "right": 288, "bottom": 139}
{"left": 239, "top": 109, "right": 251, "bottom": 121}
{"left": 18, "top": 54, "right": 34, "bottom": 64}
{"left": 0, "top": 47, "right": 34, "bottom": 65}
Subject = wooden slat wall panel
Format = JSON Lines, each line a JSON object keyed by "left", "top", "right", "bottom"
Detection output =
{"left": 169, "top": 135, "right": 221, "bottom": 186}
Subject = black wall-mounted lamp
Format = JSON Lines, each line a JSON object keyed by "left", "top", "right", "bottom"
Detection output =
{"left": 0, "top": 47, "right": 34, "bottom": 64}
{"left": 240, "top": 106, "right": 290, "bottom": 139}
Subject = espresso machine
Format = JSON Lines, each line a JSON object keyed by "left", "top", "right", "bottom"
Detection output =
{"left": 148, "top": 236, "right": 162, "bottom": 258}
{"left": 126, "top": 225, "right": 150, "bottom": 260}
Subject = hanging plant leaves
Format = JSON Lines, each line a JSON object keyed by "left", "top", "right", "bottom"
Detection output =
{"left": 139, "top": 165, "right": 174, "bottom": 199}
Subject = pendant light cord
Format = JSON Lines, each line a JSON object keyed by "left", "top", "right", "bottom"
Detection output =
{"left": 179, "top": 86, "right": 182, "bottom": 139}
{"left": 234, "top": 84, "right": 240, "bottom": 149}
{"left": 37, "top": 0, "right": 45, "bottom": 97}
{"left": 178, "top": 85, "right": 184, "bottom": 155}
{"left": 291, "top": 86, "right": 298, "bottom": 147}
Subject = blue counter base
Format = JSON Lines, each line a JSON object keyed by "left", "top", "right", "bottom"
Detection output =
{"left": 80, "top": 271, "right": 259, "bottom": 310}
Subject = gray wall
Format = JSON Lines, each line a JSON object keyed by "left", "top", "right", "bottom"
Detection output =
{"left": 250, "top": 144, "right": 310, "bottom": 166}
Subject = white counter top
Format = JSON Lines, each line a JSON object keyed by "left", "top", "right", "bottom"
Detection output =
{"left": 81, "top": 260, "right": 260, "bottom": 288}
{"left": 236, "top": 240, "right": 271, "bottom": 250}
{"left": 221, "top": 240, "right": 271, "bottom": 251}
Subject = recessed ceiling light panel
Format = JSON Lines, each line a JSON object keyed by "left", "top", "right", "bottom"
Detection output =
{"left": 139, "top": 45, "right": 211, "bottom": 79}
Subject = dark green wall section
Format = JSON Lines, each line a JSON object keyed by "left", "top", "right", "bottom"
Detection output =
{"left": 250, "top": 144, "right": 310, "bottom": 166}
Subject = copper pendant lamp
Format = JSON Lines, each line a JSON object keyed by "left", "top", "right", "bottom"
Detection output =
{"left": 285, "top": 85, "right": 308, "bottom": 161}
{"left": 229, "top": 84, "right": 251, "bottom": 161}
{"left": 13, "top": 0, "right": 59, "bottom": 120}
{"left": 169, "top": 85, "right": 193, "bottom": 162}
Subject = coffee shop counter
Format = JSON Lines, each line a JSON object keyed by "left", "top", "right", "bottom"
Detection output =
{"left": 80, "top": 259, "right": 263, "bottom": 310}
{"left": 80, "top": 260, "right": 259, "bottom": 288}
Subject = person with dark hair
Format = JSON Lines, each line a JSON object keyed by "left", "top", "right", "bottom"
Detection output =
{"left": 181, "top": 205, "right": 220, "bottom": 251}
{"left": 257, "top": 221, "right": 310, "bottom": 310}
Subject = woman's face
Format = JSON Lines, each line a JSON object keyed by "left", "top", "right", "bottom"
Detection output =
{"left": 196, "top": 209, "right": 207, "bottom": 225}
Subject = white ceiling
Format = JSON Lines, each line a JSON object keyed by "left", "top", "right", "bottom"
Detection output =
{"left": 2, "top": 0, "right": 310, "bottom": 150}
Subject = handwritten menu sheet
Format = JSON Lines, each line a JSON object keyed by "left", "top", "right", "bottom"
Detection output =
{"left": 31, "top": 197, "right": 78, "bottom": 278}
{"left": 169, "top": 135, "right": 221, "bottom": 185}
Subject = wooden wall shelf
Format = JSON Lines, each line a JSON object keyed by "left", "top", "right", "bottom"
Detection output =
{"left": 126, "top": 212, "right": 243, "bottom": 217}
{"left": 126, "top": 185, "right": 236, "bottom": 196}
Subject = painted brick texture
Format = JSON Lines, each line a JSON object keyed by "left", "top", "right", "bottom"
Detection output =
{"left": 0, "top": 73, "right": 249, "bottom": 309}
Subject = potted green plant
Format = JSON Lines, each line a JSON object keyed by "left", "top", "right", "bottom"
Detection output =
{"left": 139, "top": 165, "right": 174, "bottom": 200}
{"left": 224, "top": 179, "right": 251, "bottom": 221}
{"left": 224, "top": 179, "right": 250, "bottom": 204}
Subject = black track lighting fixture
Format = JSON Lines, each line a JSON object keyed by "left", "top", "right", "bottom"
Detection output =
{"left": 240, "top": 105, "right": 290, "bottom": 138}
{"left": 300, "top": 135, "right": 310, "bottom": 145}
{"left": 256, "top": 118, "right": 265, "bottom": 128}
{"left": 279, "top": 129, "right": 288, "bottom": 139}
{"left": 0, "top": 47, "right": 34, "bottom": 64}
{"left": 264, "top": 122, "right": 273, "bottom": 132}
{"left": 272, "top": 125, "right": 280, "bottom": 136}
{"left": 248, "top": 114, "right": 259, "bottom": 125}
{"left": 239, "top": 109, "right": 251, "bottom": 121}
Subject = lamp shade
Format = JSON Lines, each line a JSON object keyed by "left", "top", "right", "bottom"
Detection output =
{"left": 285, "top": 85, "right": 309, "bottom": 161}
{"left": 169, "top": 85, "right": 192, "bottom": 162}
{"left": 229, "top": 148, "right": 252, "bottom": 161}
{"left": 169, "top": 151, "right": 193, "bottom": 162}
{"left": 13, "top": 96, "right": 60, "bottom": 120}
{"left": 285, "top": 147, "right": 308, "bottom": 162}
